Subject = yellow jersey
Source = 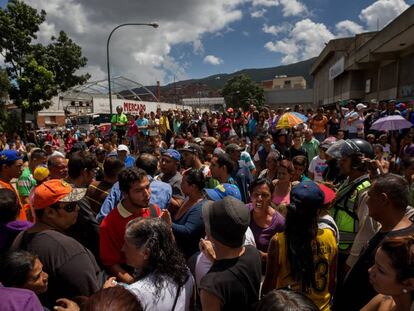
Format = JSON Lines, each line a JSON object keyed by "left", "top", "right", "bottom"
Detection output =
{"left": 275, "top": 229, "right": 337, "bottom": 311}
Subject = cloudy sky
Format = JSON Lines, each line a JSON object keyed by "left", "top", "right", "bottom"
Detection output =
{"left": 1, "top": 0, "right": 413, "bottom": 85}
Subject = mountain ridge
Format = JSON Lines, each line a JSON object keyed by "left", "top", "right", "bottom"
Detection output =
{"left": 160, "top": 57, "right": 317, "bottom": 90}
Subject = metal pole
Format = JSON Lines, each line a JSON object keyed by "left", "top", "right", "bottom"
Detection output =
{"left": 106, "top": 22, "right": 159, "bottom": 116}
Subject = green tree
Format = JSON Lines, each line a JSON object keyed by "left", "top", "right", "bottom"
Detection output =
{"left": 0, "top": 0, "right": 89, "bottom": 135}
{"left": 0, "top": 68, "right": 10, "bottom": 101}
{"left": 221, "top": 74, "right": 265, "bottom": 111}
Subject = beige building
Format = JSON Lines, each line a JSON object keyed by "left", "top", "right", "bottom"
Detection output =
{"left": 311, "top": 5, "right": 414, "bottom": 106}
{"left": 262, "top": 75, "right": 307, "bottom": 90}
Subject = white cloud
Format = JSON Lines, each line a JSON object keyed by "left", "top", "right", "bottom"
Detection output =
{"left": 262, "top": 23, "right": 291, "bottom": 36}
{"left": 264, "top": 18, "right": 334, "bottom": 64}
{"left": 24, "top": 0, "right": 245, "bottom": 85}
{"left": 203, "top": 55, "right": 223, "bottom": 65}
{"left": 359, "top": 0, "right": 409, "bottom": 30}
{"left": 192, "top": 38, "right": 205, "bottom": 55}
{"left": 335, "top": 20, "right": 364, "bottom": 37}
{"left": 251, "top": 0, "right": 307, "bottom": 16}
{"left": 251, "top": 8, "right": 267, "bottom": 18}
{"left": 263, "top": 0, "right": 410, "bottom": 65}
{"left": 242, "top": 31, "right": 250, "bottom": 36}
{"left": 279, "top": 0, "right": 307, "bottom": 17}
{"left": 251, "top": 0, "right": 279, "bottom": 7}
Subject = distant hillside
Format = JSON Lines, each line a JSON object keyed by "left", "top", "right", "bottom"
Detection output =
{"left": 161, "top": 57, "right": 316, "bottom": 91}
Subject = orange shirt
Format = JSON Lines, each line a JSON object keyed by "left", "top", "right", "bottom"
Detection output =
{"left": 311, "top": 116, "right": 328, "bottom": 134}
{"left": 0, "top": 179, "right": 27, "bottom": 221}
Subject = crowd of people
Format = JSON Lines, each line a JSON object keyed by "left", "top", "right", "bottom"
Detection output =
{"left": 1, "top": 99, "right": 414, "bottom": 311}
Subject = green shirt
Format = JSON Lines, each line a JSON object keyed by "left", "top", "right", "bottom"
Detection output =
{"left": 302, "top": 138, "right": 320, "bottom": 165}
{"left": 17, "top": 167, "right": 37, "bottom": 197}
{"left": 111, "top": 113, "right": 128, "bottom": 130}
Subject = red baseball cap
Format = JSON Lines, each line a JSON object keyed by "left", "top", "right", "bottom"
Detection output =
{"left": 318, "top": 183, "right": 336, "bottom": 205}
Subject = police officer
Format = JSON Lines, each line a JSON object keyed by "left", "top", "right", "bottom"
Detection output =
{"left": 111, "top": 106, "right": 128, "bottom": 144}
{"left": 326, "top": 139, "right": 376, "bottom": 283}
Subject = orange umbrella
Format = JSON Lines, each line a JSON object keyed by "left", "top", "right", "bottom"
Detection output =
{"left": 276, "top": 112, "right": 306, "bottom": 129}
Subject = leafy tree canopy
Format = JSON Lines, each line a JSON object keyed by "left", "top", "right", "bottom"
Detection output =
{"left": 221, "top": 74, "right": 265, "bottom": 111}
{"left": 0, "top": 0, "right": 90, "bottom": 131}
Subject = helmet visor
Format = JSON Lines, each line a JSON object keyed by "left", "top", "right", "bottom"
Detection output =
{"left": 326, "top": 139, "right": 360, "bottom": 160}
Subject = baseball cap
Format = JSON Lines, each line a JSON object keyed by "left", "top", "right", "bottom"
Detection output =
{"left": 117, "top": 144, "right": 130, "bottom": 154}
{"left": 202, "top": 196, "right": 250, "bottom": 248}
{"left": 356, "top": 103, "right": 367, "bottom": 111}
{"left": 162, "top": 149, "right": 181, "bottom": 161}
{"left": 225, "top": 143, "right": 243, "bottom": 154}
{"left": 0, "top": 150, "right": 23, "bottom": 165}
{"left": 33, "top": 179, "right": 86, "bottom": 210}
{"left": 204, "top": 183, "right": 242, "bottom": 201}
{"left": 317, "top": 183, "right": 336, "bottom": 205}
{"left": 33, "top": 166, "right": 50, "bottom": 182}
{"left": 179, "top": 143, "right": 203, "bottom": 156}
{"left": 290, "top": 180, "right": 324, "bottom": 210}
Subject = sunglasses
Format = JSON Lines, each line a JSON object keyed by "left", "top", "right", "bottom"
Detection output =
{"left": 52, "top": 201, "right": 78, "bottom": 213}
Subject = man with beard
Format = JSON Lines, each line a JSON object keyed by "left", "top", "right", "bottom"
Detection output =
{"left": 99, "top": 168, "right": 160, "bottom": 284}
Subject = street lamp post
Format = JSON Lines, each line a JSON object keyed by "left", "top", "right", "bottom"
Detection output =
{"left": 107, "top": 22, "right": 159, "bottom": 116}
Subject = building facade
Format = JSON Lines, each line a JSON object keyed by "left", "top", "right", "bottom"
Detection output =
{"left": 261, "top": 75, "right": 307, "bottom": 90}
{"left": 311, "top": 5, "right": 414, "bottom": 106}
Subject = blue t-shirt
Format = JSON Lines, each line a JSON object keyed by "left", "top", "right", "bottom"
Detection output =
{"left": 124, "top": 155, "right": 135, "bottom": 168}
{"left": 136, "top": 118, "right": 149, "bottom": 136}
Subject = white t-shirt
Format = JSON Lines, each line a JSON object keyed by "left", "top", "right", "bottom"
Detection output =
{"left": 344, "top": 111, "right": 359, "bottom": 133}
{"left": 148, "top": 118, "right": 160, "bottom": 136}
{"left": 127, "top": 271, "right": 194, "bottom": 311}
{"left": 308, "top": 155, "right": 328, "bottom": 182}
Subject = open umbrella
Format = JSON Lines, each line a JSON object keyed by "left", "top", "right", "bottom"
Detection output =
{"left": 370, "top": 115, "right": 413, "bottom": 131}
{"left": 276, "top": 112, "right": 306, "bottom": 129}
{"left": 291, "top": 112, "right": 308, "bottom": 122}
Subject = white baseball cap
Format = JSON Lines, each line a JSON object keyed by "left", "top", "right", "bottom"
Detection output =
{"left": 356, "top": 103, "right": 367, "bottom": 111}
{"left": 117, "top": 144, "right": 130, "bottom": 154}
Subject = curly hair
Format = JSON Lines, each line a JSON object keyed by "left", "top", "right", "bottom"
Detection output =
{"left": 118, "top": 168, "right": 148, "bottom": 193}
{"left": 125, "top": 218, "right": 188, "bottom": 298}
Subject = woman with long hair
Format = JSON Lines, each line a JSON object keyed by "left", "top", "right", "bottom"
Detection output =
{"left": 122, "top": 218, "right": 193, "bottom": 311}
{"left": 362, "top": 236, "right": 414, "bottom": 311}
{"left": 262, "top": 181, "right": 337, "bottom": 311}
{"left": 161, "top": 168, "right": 206, "bottom": 259}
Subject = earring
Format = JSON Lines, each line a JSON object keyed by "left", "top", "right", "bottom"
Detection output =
{"left": 403, "top": 288, "right": 408, "bottom": 294}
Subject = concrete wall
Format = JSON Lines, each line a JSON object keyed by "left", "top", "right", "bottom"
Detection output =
{"left": 264, "top": 88, "right": 314, "bottom": 108}
{"left": 37, "top": 115, "right": 66, "bottom": 128}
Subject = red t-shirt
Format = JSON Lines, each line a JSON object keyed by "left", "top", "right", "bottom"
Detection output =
{"left": 99, "top": 202, "right": 160, "bottom": 267}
